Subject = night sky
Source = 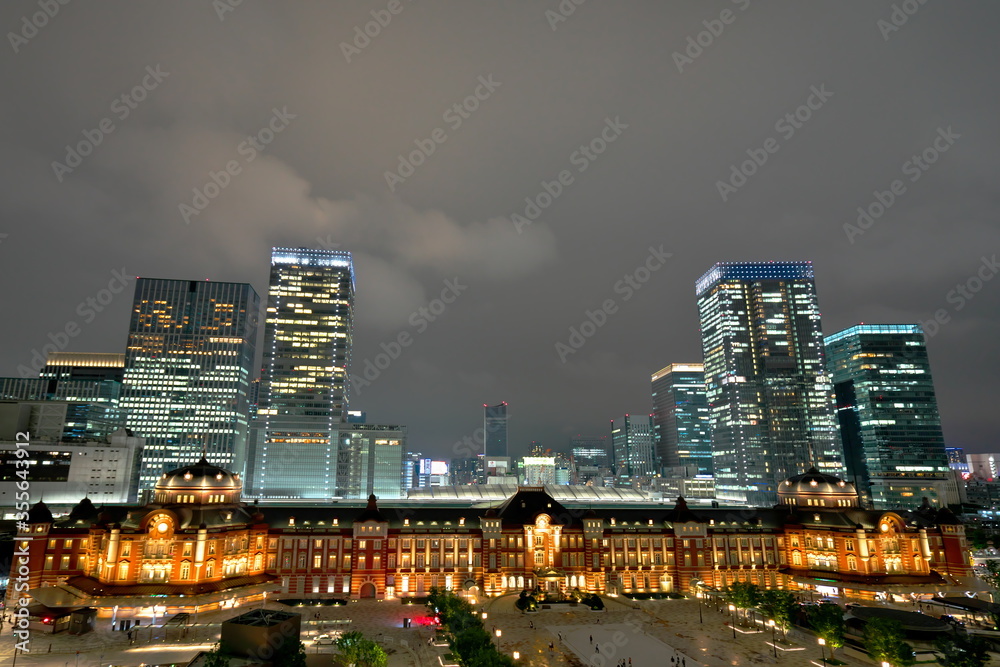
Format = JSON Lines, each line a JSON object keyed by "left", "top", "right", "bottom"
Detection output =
{"left": 2, "top": 2, "right": 998, "bottom": 461}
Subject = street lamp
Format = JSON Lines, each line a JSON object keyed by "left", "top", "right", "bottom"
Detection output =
{"left": 482, "top": 612, "right": 488, "bottom": 620}
{"left": 513, "top": 651, "right": 520, "bottom": 661}
{"left": 881, "top": 663, "right": 891, "bottom": 667}
{"left": 818, "top": 637, "right": 826, "bottom": 665}
{"left": 768, "top": 619, "right": 777, "bottom": 659}
{"left": 728, "top": 605, "right": 736, "bottom": 639}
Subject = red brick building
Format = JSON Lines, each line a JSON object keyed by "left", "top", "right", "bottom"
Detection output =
{"left": 9, "top": 462, "right": 977, "bottom": 621}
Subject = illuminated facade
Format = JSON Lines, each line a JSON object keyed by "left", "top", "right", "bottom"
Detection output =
{"left": 696, "top": 261, "right": 841, "bottom": 506}
{"left": 335, "top": 424, "right": 406, "bottom": 499}
{"left": 651, "top": 363, "right": 712, "bottom": 474}
{"left": 251, "top": 248, "right": 355, "bottom": 499}
{"left": 11, "top": 463, "right": 976, "bottom": 620}
{"left": 611, "top": 414, "right": 656, "bottom": 486}
{"left": 122, "top": 279, "right": 259, "bottom": 490}
{"left": 825, "top": 324, "right": 951, "bottom": 509}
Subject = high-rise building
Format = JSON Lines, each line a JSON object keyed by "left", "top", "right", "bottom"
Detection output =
{"left": 651, "top": 363, "right": 712, "bottom": 475}
{"left": 946, "top": 447, "right": 968, "bottom": 473}
{"left": 570, "top": 435, "right": 609, "bottom": 468}
{"left": 611, "top": 414, "right": 656, "bottom": 486}
{"left": 41, "top": 352, "right": 125, "bottom": 384}
{"left": 252, "top": 248, "right": 355, "bottom": 498}
{"left": 484, "top": 402, "right": 508, "bottom": 458}
{"left": 450, "top": 456, "right": 483, "bottom": 485}
{"left": 521, "top": 456, "right": 556, "bottom": 485}
{"left": 696, "top": 261, "right": 840, "bottom": 506}
{"left": 826, "top": 324, "right": 952, "bottom": 509}
{"left": 334, "top": 423, "right": 406, "bottom": 499}
{"left": 122, "top": 278, "right": 259, "bottom": 490}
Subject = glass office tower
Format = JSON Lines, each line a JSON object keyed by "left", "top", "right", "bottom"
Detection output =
{"left": 651, "top": 363, "right": 712, "bottom": 474}
{"left": 252, "top": 248, "right": 355, "bottom": 498}
{"left": 122, "top": 279, "right": 259, "bottom": 490}
{"left": 611, "top": 414, "right": 656, "bottom": 486}
{"left": 484, "top": 402, "right": 508, "bottom": 457}
{"left": 335, "top": 423, "right": 406, "bottom": 499}
{"left": 696, "top": 261, "right": 840, "bottom": 506}
{"left": 825, "top": 324, "right": 951, "bottom": 509}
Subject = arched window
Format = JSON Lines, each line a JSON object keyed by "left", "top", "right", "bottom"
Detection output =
{"left": 118, "top": 561, "right": 129, "bottom": 580}
{"left": 206, "top": 559, "right": 215, "bottom": 578}
{"left": 254, "top": 553, "right": 263, "bottom": 570}
{"left": 792, "top": 551, "right": 802, "bottom": 566}
{"left": 180, "top": 561, "right": 191, "bottom": 579}
{"left": 847, "top": 555, "right": 857, "bottom": 571}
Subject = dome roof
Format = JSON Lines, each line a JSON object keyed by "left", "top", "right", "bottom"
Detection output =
{"left": 155, "top": 457, "right": 242, "bottom": 494}
{"left": 27, "top": 500, "right": 53, "bottom": 524}
{"left": 777, "top": 467, "right": 859, "bottom": 508}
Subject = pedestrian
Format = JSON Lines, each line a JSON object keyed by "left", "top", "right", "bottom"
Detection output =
{"left": 596, "top": 645, "right": 600, "bottom": 654}
{"left": 590, "top": 634, "right": 593, "bottom": 644}
{"left": 682, "top": 659, "right": 686, "bottom": 667}
{"left": 629, "top": 659, "right": 632, "bottom": 666}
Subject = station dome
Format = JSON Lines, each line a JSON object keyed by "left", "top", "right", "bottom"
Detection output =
{"left": 153, "top": 457, "right": 242, "bottom": 504}
{"left": 777, "top": 467, "right": 859, "bottom": 509}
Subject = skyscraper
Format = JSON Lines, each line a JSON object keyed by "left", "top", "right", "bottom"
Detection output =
{"left": 484, "top": 402, "right": 508, "bottom": 457}
{"left": 122, "top": 278, "right": 259, "bottom": 490}
{"left": 335, "top": 423, "right": 406, "bottom": 499}
{"left": 651, "top": 363, "right": 712, "bottom": 475}
{"left": 825, "top": 324, "right": 951, "bottom": 509}
{"left": 696, "top": 261, "right": 840, "bottom": 506}
{"left": 611, "top": 414, "right": 656, "bottom": 486}
{"left": 251, "top": 248, "right": 355, "bottom": 498}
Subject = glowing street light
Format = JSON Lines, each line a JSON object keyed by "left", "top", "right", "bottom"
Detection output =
{"left": 513, "top": 651, "right": 520, "bottom": 660}
{"left": 729, "top": 604, "right": 736, "bottom": 639}
{"left": 482, "top": 612, "right": 488, "bottom": 620}
{"left": 767, "top": 619, "right": 777, "bottom": 658}
{"left": 818, "top": 637, "right": 827, "bottom": 665}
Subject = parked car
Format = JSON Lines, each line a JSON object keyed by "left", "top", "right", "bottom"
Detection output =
{"left": 315, "top": 634, "right": 337, "bottom": 645}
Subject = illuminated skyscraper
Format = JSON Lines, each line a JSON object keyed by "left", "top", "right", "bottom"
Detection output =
{"left": 825, "top": 324, "right": 951, "bottom": 509}
{"left": 696, "top": 261, "right": 840, "bottom": 506}
{"left": 251, "top": 248, "right": 355, "bottom": 498}
{"left": 651, "top": 363, "right": 712, "bottom": 475}
{"left": 484, "top": 402, "right": 508, "bottom": 457}
{"left": 335, "top": 423, "right": 406, "bottom": 499}
{"left": 122, "top": 279, "right": 259, "bottom": 490}
{"left": 611, "top": 414, "right": 656, "bottom": 486}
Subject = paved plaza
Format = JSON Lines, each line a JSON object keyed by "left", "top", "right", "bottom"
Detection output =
{"left": 0, "top": 595, "right": 876, "bottom": 667}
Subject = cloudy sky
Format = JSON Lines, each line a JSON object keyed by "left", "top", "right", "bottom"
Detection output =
{"left": 2, "top": 1, "right": 997, "bottom": 460}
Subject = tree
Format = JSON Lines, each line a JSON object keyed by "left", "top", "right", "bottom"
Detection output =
{"left": 862, "top": 618, "right": 915, "bottom": 667}
{"left": 724, "top": 581, "right": 762, "bottom": 621}
{"left": 335, "top": 632, "right": 388, "bottom": 667}
{"left": 935, "top": 633, "right": 991, "bottom": 667}
{"left": 758, "top": 589, "right": 799, "bottom": 637}
{"left": 807, "top": 603, "right": 846, "bottom": 658}
{"left": 202, "top": 642, "right": 231, "bottom": 667}
{"left": 271, "top": 636, "right": 307, "bottom": 667}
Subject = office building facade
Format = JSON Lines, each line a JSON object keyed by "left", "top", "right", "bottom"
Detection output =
{"left": 121, "top": 279, "right": 259, "bottom": 490}
{"left": 335, "top": 424, "right": 406, "bottom": 499}
{"left": 696, "top": 261, "right": 840, "bottom": 506}
{"left": 252, "top": 248, "right": 355, "bottom": 499}
{"left": 826, "top": 324, "right": 951, "bottom": 509}
{"left": 651, "top": 363, "right": 712, "bottom": 475}
{"left": 483, "top": 403, "right": 508, "bottom": 458}
{"left": 611, "top": 414, "right": 656, "bottom": 486}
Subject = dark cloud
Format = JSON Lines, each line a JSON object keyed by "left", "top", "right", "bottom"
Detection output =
{"left": 1, "top": 1, "right": 997, "bottom": 458}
